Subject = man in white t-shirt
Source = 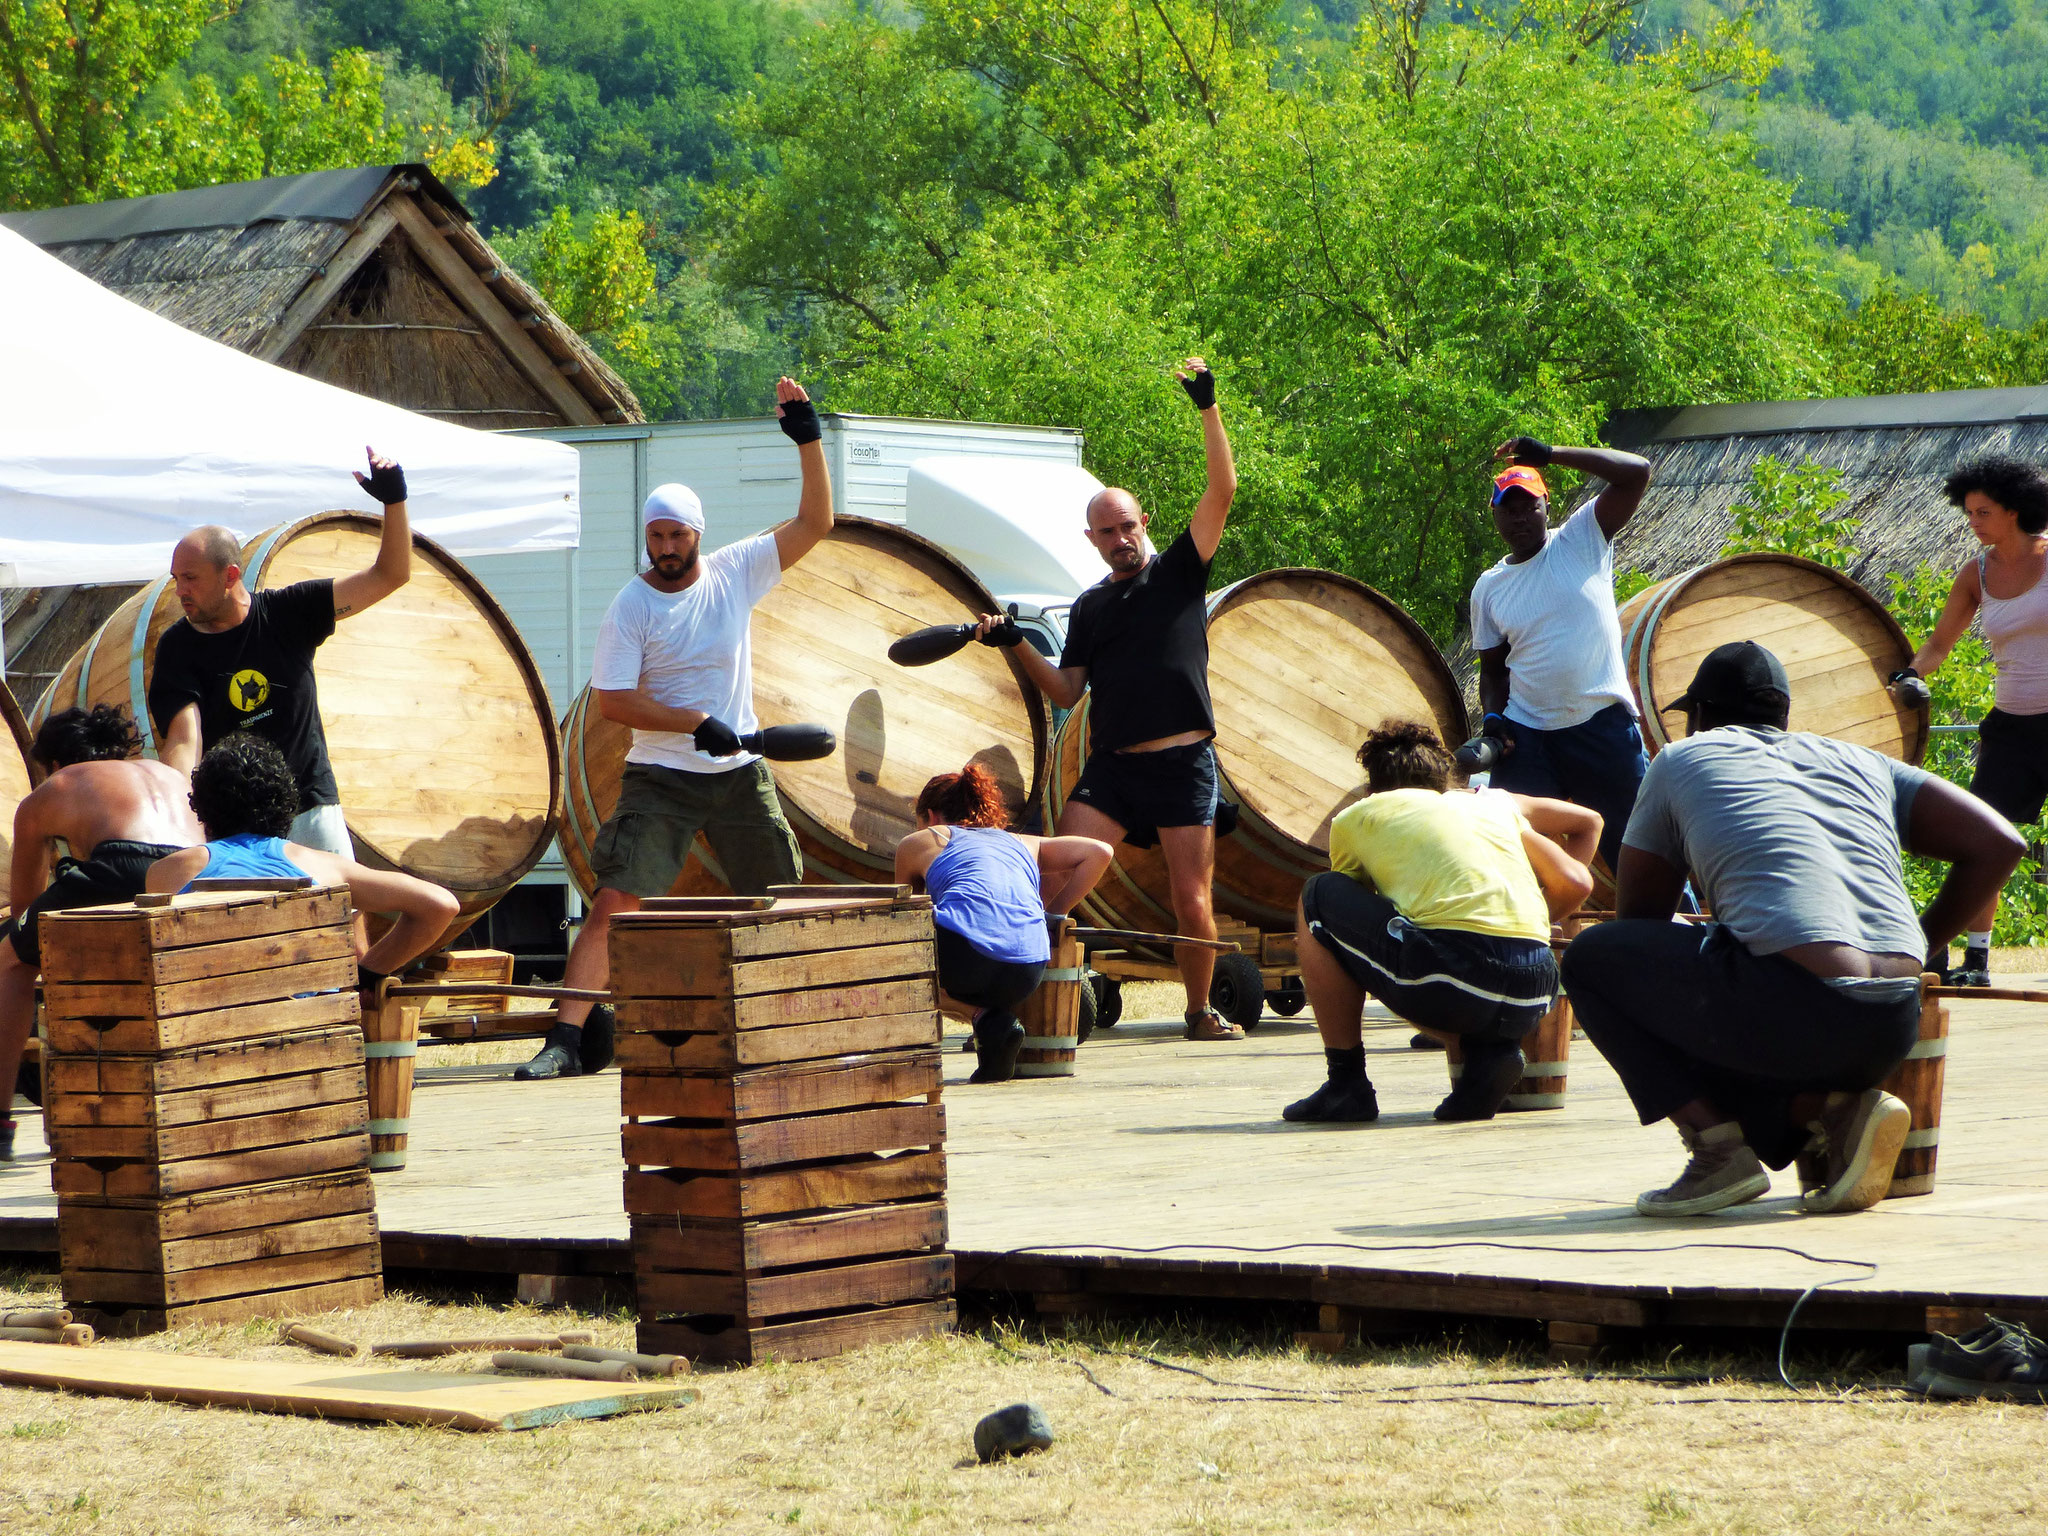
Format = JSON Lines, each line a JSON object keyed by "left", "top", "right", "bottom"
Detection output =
{"left": 1468, "top": 436, "right": 1653, "bottom": 873}
{"left": 516, "top": 376, "right": 834, "bottom": 1081}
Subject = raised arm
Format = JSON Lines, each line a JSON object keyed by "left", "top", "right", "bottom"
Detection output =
{"left": 333, "top": 447, "right": 412, "bottom": 619}
{"left": 1177, "top": 358, "right": 1235, "bottom": 562}
{"left": 770, "top": 378, "right": 834, "bottom": 570}
{"left": 1496, "top": 436, "right": 1652, "bottom": 541}
{"left": 1906, "top": 774, "right": 2027, "bottom": 949}
{"left": 1508, "top": 794, "right": 1602, "bottom": 869}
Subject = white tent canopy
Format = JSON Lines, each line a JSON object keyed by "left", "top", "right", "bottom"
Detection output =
{"left": 0, "top": 223, "right": 580, "bottom": 588}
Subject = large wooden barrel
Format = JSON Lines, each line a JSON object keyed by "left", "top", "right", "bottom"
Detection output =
{"left": 0, "top": 683, "right": 36, "bottom": 921}
{"left": 1045, "top": 569, "right": 1467, "bottom": 932}
{"left": 560, "top": 517, "right": 1048, "bottom": 900}
{"left": 1016, "top": 920, "right": 1082, "bottom": 1078}
{"left": 31, "top": 514, "right": 560, "bottom": 939}
{"left": 1881, "top": 980, "right": 1947, "bottom": 1199}
{"left": 1616, "top": 554, "right": 1927, "bottom": 761}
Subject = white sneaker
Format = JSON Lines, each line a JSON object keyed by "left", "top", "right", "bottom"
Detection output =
{"left": 1636, "top": 1122, "right": 1771, "bottom": 1216}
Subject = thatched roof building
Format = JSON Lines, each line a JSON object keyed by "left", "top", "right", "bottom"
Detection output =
{"left": 1605, "top": 387, "right": 2048, "bottom": 597}
{"left": 1, "top": 163, "right": 642, "bottom": 708}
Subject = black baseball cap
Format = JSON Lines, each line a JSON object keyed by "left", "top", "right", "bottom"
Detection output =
{"left": 1663, "top": 641, "right": 1791, "bottom": 714}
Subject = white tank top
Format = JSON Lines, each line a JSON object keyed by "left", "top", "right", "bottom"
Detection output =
{"left": 1977, "top": 550, "right": 2048, "bottom": 715}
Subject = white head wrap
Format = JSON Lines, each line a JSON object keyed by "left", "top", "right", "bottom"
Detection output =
{"left": 642, "top": 483, "right": 705, "bottom": 532}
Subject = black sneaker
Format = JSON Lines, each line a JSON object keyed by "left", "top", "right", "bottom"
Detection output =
{"left": 1409, "top": 1033, "right": 1446, "bottom": 1051}
{"left": 968, "top": 1013, "right": 1026, "bottom": 1084}
{"left": 514, "top": 1026, "right": 583, "bottom": 1081}
{"left": 1922, "top": 1317, "right": 2048, "bottom": 1401}
{"left": 1434, "top": 1045, "right": 1524, "bottom": 1122}
{"left": 1954, "top": 949, "right": 1993, "bottom": 988}
{"left": 1282, "top": 1078, "right": 1379, "bottom": 1123}
{"left": 0, "top": 1119, "right": 13, "bottom": 1162}
{"left": 577, "top": 1004, "right": 617, "bottom": 1075}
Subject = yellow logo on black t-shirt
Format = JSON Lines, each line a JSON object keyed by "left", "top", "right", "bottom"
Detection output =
{"left": 229, "top": 669, "right": 271, "bottom": 713}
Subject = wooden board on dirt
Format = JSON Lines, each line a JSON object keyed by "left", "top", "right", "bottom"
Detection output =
{"left": 0, "top": 1340, "right": 695, "bottom": 1430}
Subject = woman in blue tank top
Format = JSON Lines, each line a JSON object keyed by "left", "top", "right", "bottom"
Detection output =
{"left": 895, "top": 764, "right": 1114, "bottom": 1082}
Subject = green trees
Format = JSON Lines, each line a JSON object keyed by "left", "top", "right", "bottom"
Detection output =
{"left": 715, "top": 0, "right": 1836, "bottom": 628}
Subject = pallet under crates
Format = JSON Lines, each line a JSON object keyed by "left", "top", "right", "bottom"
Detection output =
{"left": 39, "top": 887, "right": 384, "bottom": 1333}
{"left": 612, "top": 893, "right": 954, "bottom": 1364}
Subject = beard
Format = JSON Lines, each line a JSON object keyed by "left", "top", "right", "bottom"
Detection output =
{"left": 652, "top": 550, "right": 698, "bottom": 580}
{"left": 1106, "top": 545, "right": 1145, "bottom": 572}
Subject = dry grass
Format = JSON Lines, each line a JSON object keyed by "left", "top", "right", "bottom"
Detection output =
{"left": 0, "top": 1264, "right": 2040, "bottom": 1536}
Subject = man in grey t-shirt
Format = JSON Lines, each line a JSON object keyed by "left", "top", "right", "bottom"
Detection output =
{"left": 1561, "top": 641, "right": 2022, "bottom": 1217}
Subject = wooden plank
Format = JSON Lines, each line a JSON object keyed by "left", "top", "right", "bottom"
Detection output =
{"left": 619, "top": 1053, "right": 941, "bottom": 1122}
{"left": 637, "top": 1298, "right": 955, "bottom": 1365}
{"left": 43, "top": 992, "right": 360, "bottom": 1056}
{"left": 255, "top": 205, "right": 403, "bottom": 361}
{"left": 622, "top": 1103, "right": 945, "bottom": 1172}
{"left": 51, "top": 1133, "right": 370, "bottom": 1199}
{"left": 66, "top": 1240, "right": 381, "bottom": 1307}
{"left": 623, "top": 1150, "right": 946, "bottom": 1221}
{"left": 39, "top": 888, "right": 351, "bottom": 976}
{"left": 617, "top": 978, "right": 938, "bottom": 1034}
{"left": 637, "top": 1252, "right": 954, "bottom": 1320}
{"left": 45, "top": 1027, "right": 363, "bottom": 1099}
{"left": 57, "top": 1175, "right": 376, "bottom": 1269}
{"left": 63, "top": 1212, "right": 379, "bottom": 1284}
{"left": 46, "top": 1066, "right": 366, "bottom": 1130}
{"left": 49, "top": 1100, "right": 368, "bottom": 1164}
{"left": 611, "top": 936, "right": 933, "bottom": 1000}
{"left": 44, "top": 956, "right": 358, "bottom": 1023}
{"left": 612, "top": 1013, "right": 940, "bottom": 1073}
{"left": 630, "top": 1201, "right": 948, "bottom": 1275}
{"left": 0, "top": 1339, "right": 697, "bottom": 1429}
{"left": 629, "top": 907, "right": 935, "bottom": 969}
{"left": 384, "top": 195, "right": 602, "bottom": 426}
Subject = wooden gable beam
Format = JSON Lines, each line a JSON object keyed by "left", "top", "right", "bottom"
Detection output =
{"left": 384, "top": 195, "right": 603, "bottom": 427}
{"left": 253, "top": 206, "right": 402, "bottom": 364}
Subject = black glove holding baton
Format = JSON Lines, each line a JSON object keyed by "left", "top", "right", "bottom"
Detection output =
{"left": 1454, "top": 712, "right": 1516, "bottom": 774}
{"left": 1888, "top": 668, "right": 1932, "bottom": 709}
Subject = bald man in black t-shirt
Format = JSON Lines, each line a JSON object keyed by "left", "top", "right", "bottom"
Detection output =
{"left": 977, "top": 358, "right": 1242, "bottom": 1040}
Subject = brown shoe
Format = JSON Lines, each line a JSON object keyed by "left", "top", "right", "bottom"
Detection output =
{"left": 1184, "top": 1006, "right": 1246, "bottom": 1041}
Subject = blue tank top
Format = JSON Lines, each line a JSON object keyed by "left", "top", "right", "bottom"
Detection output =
{"left": 187, "top": 834, "right": 311, "bottom": 890}
{"left": 925, "top": 828, "right": 1051, "bottom": 965}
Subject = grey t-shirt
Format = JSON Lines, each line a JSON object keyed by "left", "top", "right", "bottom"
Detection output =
{"left": 1621, "top": 727, "right": 1932, "bottom": 958}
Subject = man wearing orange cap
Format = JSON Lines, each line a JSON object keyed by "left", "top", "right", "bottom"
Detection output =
{"left": 1468, "top": 437, "right": 1654, "bottom": 875}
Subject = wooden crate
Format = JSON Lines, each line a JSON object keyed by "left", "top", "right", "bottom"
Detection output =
{"left": 41, "top": 889, "right": 383, "bottom": 1330}
{"left": 613, "top": 895, "right": 953, "bottom": 1364}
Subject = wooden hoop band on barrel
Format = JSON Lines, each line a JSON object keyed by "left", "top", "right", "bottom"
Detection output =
{"left": 30, "top": 515, "right": 562, "bottom": 948}
{"left": 1616, "top": 553, "right": 1928, "bottom": 763}
{"left": 1017, "top": 923, "right": 1083, "bottom": 1078}
{"left": 1045, "top": 569, "right": 1467, "bottom": 938}
{"left": 559, "top": 517, "right": 1049, "bottom": 901}
{"left": 363, "top": 1002, "right": 422, "bottom": 1172}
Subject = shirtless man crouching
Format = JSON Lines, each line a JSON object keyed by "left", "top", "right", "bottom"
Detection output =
{"left": 3, "top": 706, "right": 202, "bottom": 1159}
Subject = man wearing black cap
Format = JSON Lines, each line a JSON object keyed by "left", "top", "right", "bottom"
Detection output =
{"left": 1562, "top": 641, "right": 2023, "bottom": 1217}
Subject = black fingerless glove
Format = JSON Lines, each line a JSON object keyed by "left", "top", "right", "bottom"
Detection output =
{"left": 694, "top": 716, "right": 744, "bottom": 756}
{"left": 978, "top": 605, "right": 1023, "bottom": 648}
{"left": 1481, "top": 712, "right": 1512, "bottom": 739}
{"left": 776, "top": 397, "right": 822, "bottom": 445}
{"left": 1178, "top": 365, "right": 1216, "bottom": 411}
{"left": 1507, "top": 436, "right": 1552, "bottom": 468}
{"left": 354, "top": 462, "right": 408, "bottom": 505}
{"left": 1889, "top": 668, "right": 1931, "bottom": 706}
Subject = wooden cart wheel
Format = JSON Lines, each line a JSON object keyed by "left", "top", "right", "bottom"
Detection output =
{"left": 1091, "top": 974, "right": 1122, "bottom": 1029}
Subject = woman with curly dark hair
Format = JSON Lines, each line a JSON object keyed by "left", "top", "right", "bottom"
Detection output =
{"left": 1283, "top": 720, "right": 1594, "bottom": 1126}
{"left": 893, "top": 763, "right": 1114, "bottom": 1083}
{"left": 1893, "top": 453, "right": 2048, "bottom": 985}
{"left": 146, "top": 735, "right": 460, "bottom": 986}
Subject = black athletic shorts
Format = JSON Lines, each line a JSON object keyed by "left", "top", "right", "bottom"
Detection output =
{"left": 933, "top": 924, "right": 1046, "bottom": 1015}
{"left": 1300, "top": 872, "right": 1558, "bottom": 1043}
{"left": 1067, "top": 739, "right": 1218, "bottom": 848}
{"left": 3, "top": 840, "right": 183, "bottom": 966}
{"left": 1972, "top": 707, "right": 2048, "bottom": 827}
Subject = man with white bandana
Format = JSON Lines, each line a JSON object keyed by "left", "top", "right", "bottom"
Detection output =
{"left": 516, "top": 377, "right": 835, "bottom": 1081}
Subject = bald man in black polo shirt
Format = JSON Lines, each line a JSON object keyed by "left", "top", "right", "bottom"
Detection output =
{"left": 977, "top": 358, "right": 1242, "bottom": 1040}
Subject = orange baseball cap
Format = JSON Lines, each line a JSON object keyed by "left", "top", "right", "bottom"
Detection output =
{"left": 1491, "top": 466, "right": 1549, "bottom": 505}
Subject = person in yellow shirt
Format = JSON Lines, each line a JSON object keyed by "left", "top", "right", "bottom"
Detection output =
{"left": 1283, "top": 721, "right": 1596, "bottom": 1124}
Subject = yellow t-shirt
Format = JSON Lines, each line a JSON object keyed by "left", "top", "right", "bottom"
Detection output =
{"left": 1327, "top": 788, "right": 1549, "bottom": 941}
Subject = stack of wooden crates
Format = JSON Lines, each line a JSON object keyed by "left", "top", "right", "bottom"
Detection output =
{"left": 613, "top": 892, "right": 953, "bottom": 1363}
{"left": 40, "top": 887, "right": 383, "bottom": 1332}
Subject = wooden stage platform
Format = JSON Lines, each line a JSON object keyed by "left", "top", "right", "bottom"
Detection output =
{"left": 6, "top": 992, "right": 2047, "bottom": 1345}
